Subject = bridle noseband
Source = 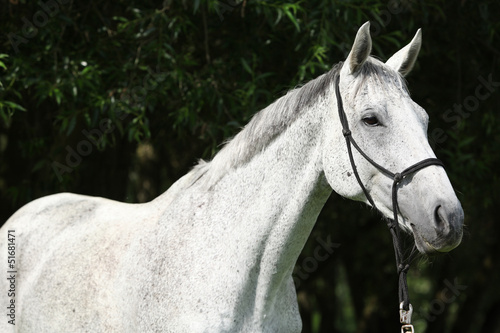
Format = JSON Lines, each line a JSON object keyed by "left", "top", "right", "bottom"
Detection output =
{"left": 335, "top": 74, "right": 444, "bottom": 329}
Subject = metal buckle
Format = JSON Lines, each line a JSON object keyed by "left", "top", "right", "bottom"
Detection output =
{"left": 401, "top": 324, "right": 414, "bottom": 333}
{"left": 399, "top": 302, "right": 413, "bottom": 324}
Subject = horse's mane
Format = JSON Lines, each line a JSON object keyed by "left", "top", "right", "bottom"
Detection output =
{"left": 189, "top": 58, "right": 407, "bottom": 189}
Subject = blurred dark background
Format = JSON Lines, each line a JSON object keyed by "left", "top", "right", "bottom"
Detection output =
{"left": 1, "top": 1, "right": 499, "bottom": 332}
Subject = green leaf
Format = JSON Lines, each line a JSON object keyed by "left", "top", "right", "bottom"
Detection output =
{"left": 31, "top": 159, "right": 46, "bottom": 173}
{"left": 240, "top": 58, "right": 253, "bottom": 75}
{"left": 283, "top": 6, "right": 300, "bottom": 32}
{"left": 193, "top": 0, "right": 201, "bottom": 13}
{"left": 49, "top": 88, "right": 63, "bottom": 105}
{"left": 2, "top": 101, "right": 26, "bottom": 112}
{"left": 66, "top": 117, "right": 77, "bottom": 136}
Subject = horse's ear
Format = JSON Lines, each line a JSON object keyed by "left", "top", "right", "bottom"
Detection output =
{"left": 386, "top": 29, "right": 422, "bottom": 77}
{"left": 345, "top": 21, "right": 372, "bottom": 75}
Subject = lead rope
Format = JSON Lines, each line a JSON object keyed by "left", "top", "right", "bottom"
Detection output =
{"left": 335, "top": 75, "right": 444, "bottom": 332}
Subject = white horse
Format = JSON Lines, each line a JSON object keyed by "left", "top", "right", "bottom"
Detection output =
{"left": 1, "top": 22, "right": 463, "bottom": 332}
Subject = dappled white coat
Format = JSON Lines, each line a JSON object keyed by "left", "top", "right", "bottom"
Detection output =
{"left": 0, "top": 22, "right": 463, "bottom": 332}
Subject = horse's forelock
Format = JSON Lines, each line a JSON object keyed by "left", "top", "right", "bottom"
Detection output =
{"left": 351, "top": 57, "right": 409, "bottom": 97}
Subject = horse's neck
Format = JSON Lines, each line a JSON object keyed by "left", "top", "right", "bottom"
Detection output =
{"left": 155, "top": 94, "right": 336, "bottom": 318}
{"left": 201, "top": 100, "right": 332, "bottom": 308}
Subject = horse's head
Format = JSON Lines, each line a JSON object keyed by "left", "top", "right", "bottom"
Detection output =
{"left": 323, "top": 22, "right": 464, "bottom": 254}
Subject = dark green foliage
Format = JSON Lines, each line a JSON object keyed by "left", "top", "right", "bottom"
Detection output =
{"left": 1, "top": 0, "right": 499, "bottom": 331}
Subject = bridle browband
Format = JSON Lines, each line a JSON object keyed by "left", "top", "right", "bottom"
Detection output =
{"left": 334, "top": 74, "right": 444, "bottom": 330}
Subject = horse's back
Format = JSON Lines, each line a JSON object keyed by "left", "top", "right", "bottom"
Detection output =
{"left": 0, "top": 192, "right": 157, "bottom": 332}
{"left": 2, "top": 192, "right": 139, "bottom": 271}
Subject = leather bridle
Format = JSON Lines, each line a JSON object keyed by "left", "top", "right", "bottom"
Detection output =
{"left": 334, "top": 74, "right": 444, "bottom": 330}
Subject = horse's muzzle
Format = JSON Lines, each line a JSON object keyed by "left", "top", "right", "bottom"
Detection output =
{"left": 412, "top": 201, "right": 464, "bottom": 254}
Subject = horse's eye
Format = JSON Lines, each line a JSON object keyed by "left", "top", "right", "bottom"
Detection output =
{"left": 362, "top": 116, "right": 379, "bottom": 126}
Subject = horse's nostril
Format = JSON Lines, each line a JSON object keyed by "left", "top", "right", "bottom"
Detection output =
{"left": 434, "top": 205, "right": 442, "bottom": 223}
{"left": 434, "top": 205, "right": 449, "bottom": 235}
